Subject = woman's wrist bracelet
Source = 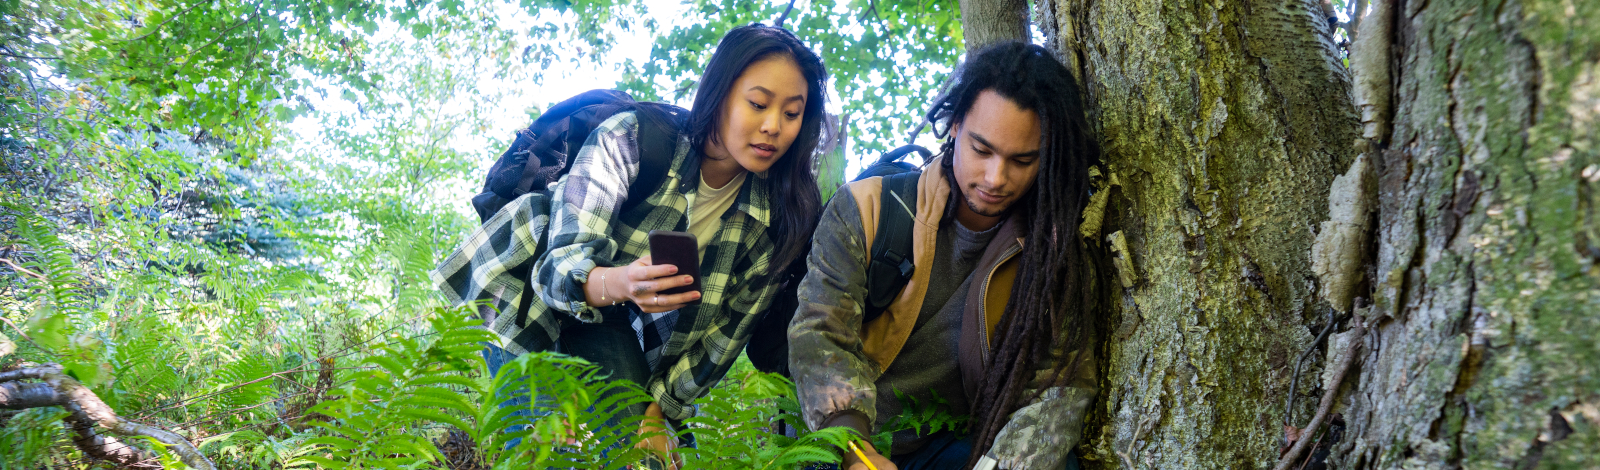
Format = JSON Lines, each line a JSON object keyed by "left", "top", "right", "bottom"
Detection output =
{"left": 599, "top": 268, "right": 611, "bottom": 305}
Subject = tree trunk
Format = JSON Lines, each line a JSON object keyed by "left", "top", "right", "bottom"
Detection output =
{"left": 1334, "top": 0, "right": 1600, "bottom": 467}
{"left": 959, "top": 0, "right": 1030, "bottom": 51}
{"left": 1034, "top": 0, "right": 1600, "bottom": 466}
{"left": 1039, "top": 0, "right": 1361, "bottom": 467}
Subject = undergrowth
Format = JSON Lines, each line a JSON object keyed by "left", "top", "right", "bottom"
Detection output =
{"left": 0, "top": 1, "right": 961, "bottom": 467}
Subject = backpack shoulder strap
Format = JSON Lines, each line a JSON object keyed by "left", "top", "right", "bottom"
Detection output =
{"left": 622, "top": 103, "right": 686, "bottom": 213}
{"left": 863, "top": 171, "right": 919, "bottom": 323}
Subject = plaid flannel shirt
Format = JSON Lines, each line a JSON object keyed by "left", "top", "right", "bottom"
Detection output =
{"left": 431, "top": 112, "right": 779, "bottom": 421}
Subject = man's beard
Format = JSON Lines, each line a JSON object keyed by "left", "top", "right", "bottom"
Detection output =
{"left": 961, "top": 187, "right": 1012, "bottom": 218}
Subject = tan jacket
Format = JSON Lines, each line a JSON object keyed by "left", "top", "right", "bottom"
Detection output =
{"left": 847, "top": 162, "right": 1023, "bottom": 374}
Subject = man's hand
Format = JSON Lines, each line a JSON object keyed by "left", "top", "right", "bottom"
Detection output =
{"left": 636, "top": 402, "right": 682, "bottom": 470}
{"left": 842, "top": 440, "right": 896, "bottom": 470}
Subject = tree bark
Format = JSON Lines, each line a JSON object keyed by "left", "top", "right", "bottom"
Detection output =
{"left": 959, "top": 0, "right": 1030, "bottom": 51}
{"left": 1036, "top": 0, "right": 1600, "bottom": 466}
{"left": 1334, "top": 0, "right": 1600, "bottom": 467}
{"left": 1040, "top": 0, "right": 1361, "bottom": 467}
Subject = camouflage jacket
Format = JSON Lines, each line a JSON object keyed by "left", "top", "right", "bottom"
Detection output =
{"left": 788, "top": 159, "right": 1098, "bottom": 468}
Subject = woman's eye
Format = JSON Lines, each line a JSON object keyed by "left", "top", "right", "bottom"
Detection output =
{"left": 749, "top": 100, "right": 767, "bottom": 110}
{"left": 785, "top": 112, "right": 800, "bottom": 120}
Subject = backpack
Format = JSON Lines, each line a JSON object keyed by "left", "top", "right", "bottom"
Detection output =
{"left": 857, "top": 144, "right": 929, "bottom": 324}
{"left": 467, "top": 89, "right": 684, "bottom": 351}
{"left": 745, "top": 144, "right": 929, "bottom": 377}
{"left": 471, "top": 89, "right": 686, "bottom": 222}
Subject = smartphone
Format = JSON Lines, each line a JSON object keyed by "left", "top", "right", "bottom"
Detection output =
{"left": 647, "top": 230, "right": 703, "bottom": 306}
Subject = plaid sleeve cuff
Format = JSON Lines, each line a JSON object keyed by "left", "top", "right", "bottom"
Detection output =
{"left": 558, "top": 258, "right": 604, "bottom": 323}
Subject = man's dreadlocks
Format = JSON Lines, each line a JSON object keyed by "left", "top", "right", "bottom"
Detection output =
{"left": 925, "top": 42, "right": 1101, "bottom": 468}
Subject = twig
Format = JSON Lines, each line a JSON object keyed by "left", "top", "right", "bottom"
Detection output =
{"left": 857, "top": 0, "right": 882, "bottom": 22}
{"left": 172, "top": 389, "right": 316, "bottom": 430}
{"left": 1116, "top": 414, "right": 1154, "bottom": 469}
{"left": 1, "top": 316, "right": 38, "bottom": 345}
{"left": 906, "top": 119, "right": 929, "bottom": 144}
{"left": 134, "top": 307, "right": 427, "bottom": 418}
{"left": 773, "top": 0, "right": 799, "bottom": 27}
{"left": 0, "top": 257, "right": 47, "bottom": 281}
{"left": 1284, "top": 308, "right": 1337, "bottom": 426}
{"left": 1274, "top": 323, "right": 1366, "bottom": 470}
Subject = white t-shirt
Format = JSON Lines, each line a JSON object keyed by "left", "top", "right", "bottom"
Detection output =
{"left": 685, "top": 171, "right": 747, "bottom": 261}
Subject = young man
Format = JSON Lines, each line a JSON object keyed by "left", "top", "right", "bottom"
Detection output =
{"left": 789, "top": 42, "right": 1101, "bottom": 470}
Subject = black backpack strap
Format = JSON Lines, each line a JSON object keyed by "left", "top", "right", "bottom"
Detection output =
{"left": 852, "top": 145, "right": 930, "bottom": 182}
{"left": 863, "top": 171, "right": 920, "bottom": 323}
{"left": 622, "top": 103, "right": 685, "bottom": 213}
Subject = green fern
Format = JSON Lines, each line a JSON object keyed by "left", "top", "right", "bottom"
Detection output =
{"left": 679, "top": 369, "right": 855, "bottom": 469}
{"left": 881, "top": 388, "right": 970, "bottom": 442}
{"left": 5, "top": 204, "right": 90, "bottom": 319}
{"left": 477, "top": 350, "right": 655, "bottom": 469}
{"left": 0, "top": 408, "right": 73, "bottom": 469}
{"left": 289, "top": 307, "right": 493, "bottom": 469}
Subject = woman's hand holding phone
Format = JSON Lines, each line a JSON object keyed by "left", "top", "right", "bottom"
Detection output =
{"left": 586, "top": 256, "right": 701, "bottom": 313}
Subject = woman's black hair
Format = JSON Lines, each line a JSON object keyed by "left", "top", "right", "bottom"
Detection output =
{"left": 925, "top": 42, "right": 1102, "bottom": 468}
{"left": 685, "top": 24, "right": 827, "bottom": 277}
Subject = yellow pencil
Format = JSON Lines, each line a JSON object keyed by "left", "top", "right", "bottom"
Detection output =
{"left": 846, "top": 439, "right": 880, "bottom": 470}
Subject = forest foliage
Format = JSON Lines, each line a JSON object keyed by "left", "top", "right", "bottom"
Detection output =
{"left": 0, "top": 0, "right": 962, "bottom": 467}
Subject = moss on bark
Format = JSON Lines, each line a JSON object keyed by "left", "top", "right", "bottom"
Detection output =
{"left": 1337, "top": 0, "right": 1600, "bottom": 468}
{"left": 1043, "top": 0, "right": 1360, "bottom": 467}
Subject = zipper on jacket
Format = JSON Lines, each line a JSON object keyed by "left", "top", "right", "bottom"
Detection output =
{"left": 978, "top": 242, "right": 1024, "bottom": 362}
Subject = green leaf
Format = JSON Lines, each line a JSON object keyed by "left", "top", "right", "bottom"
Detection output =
{"left": 24, "top": 308, "right": 70, "bottom": 351}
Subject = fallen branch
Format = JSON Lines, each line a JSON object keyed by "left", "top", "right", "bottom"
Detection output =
{"left": 1274, "top": 323, "right": 1367, "bottom": 470}
{"left": 0, "top": 364, "right": 216, "bottom": 470}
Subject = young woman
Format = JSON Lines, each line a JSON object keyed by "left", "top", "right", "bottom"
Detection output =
{"left": 523, "top": 23, "right": 826, "bottom": 464}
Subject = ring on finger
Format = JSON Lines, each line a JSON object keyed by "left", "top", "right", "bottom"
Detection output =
{"left": 654, "top": 294, "right": 660, "bottom": 306}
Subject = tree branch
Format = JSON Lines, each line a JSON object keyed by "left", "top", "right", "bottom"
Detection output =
{"left": 773, "top": 0, "right": 798, "bottom": 28}
{"left": 0, "top": 381, "right": 64, "bottom": 408}
{"left": 0, "top": 363, "right": 217, "bottom": 469}
{"left": 1348, "top": 0, "right": 1368, "bottom": 42}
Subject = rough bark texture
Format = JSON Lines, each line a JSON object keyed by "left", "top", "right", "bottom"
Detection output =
{"left": 1039, "top": 0, "right": 1599, "bottom": 466}
{"left": 959, "top": 0, "right": 1030, "bottom": 51}
{"left": 1335, "top": 0, "right": 1600, "bottom": 467}
{"left": 1040, "top": 0, "right": 1361, "bottom": 466}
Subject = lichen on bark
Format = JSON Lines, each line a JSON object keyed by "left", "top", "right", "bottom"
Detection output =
{"left": 1042, "top": 0, "right": 1360, "bottom": 466}
{"left": 1335, "top": 0, "right": 1600, "bottom": 468}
